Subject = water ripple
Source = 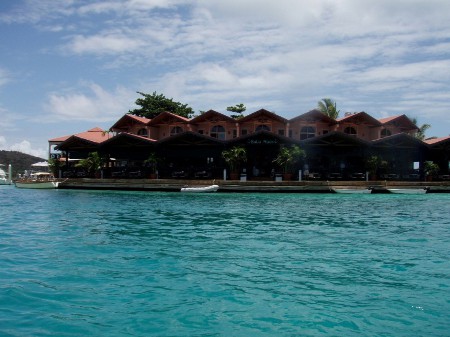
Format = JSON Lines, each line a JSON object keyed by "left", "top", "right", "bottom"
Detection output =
{"left": 1, "top": 188, "right": 449, "bottom": 336}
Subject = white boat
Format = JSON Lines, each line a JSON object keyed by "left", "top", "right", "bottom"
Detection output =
{"left": 387, "top": 188, "right": 428, "bottom": 194}
{"left": 0, "top": 168, "right": 10, "bottom": 185}
{"left": 332, "top": 188, "right": 372, "bottom": 194}
{"left": 15, "top": 172, "right": 60, "bottom": 189}
{"left": 180, "top": 184, "right": 219, "bottom": 193}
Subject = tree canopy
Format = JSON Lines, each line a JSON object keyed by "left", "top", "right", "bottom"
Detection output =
{"left": 317, "top": 98, "right": 340, "bottom": 119}
{"left": 409, "top": 116, "right": 431, "bottom": 140}
{"left": 129, "top": 91, "right": 194, "bottom": 119}
{"left": 226, "top": 103, "right": 246, "bottom": 119}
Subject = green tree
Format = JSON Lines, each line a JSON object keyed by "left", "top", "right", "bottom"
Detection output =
{"left": 75, "top": 152, "right": 105, "bottom": 177}
{"left": 317, "top": 98, "right": 340, "bottom": 119}
{"left": 409, "top": 117, "right": 431, "bottom": 140}
{"left": 226, "top": 103, "right": 246, "bottom": 119}
{"left": 129, "top": 91, "right": 194, "bottom": 119}
{"left": 222, "top": 146, "right": 247, "bottom": 173}
{"left": 48, "top": 158, "right": 61, "bottom": 177}
{"left": 273, "top": 145, "right": 306, "bottom": 174}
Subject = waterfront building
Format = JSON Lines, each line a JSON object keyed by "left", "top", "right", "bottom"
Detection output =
{"left": 50, "top": 109, "right": 450, "bottom": 181}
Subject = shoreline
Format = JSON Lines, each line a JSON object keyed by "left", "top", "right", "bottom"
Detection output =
{"left": 57, "top": 178, "right": 450, "bottom": 193}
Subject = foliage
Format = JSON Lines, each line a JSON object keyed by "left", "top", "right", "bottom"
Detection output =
{"left": 424, "top": 161, "right": 439, "bottom": 177}
{"left": 48, "top": 158, "right": 62, "bottom": 177}
{"left": 365, "top": 155, "right": 385, "bottom": 172}
{"left": 222, "top": 146, "right": 247, "bottom": 173}
{"left": 273, "top": 145, "right": 306, "bottom": 173}
{"left": 227, "top": 103, "right": 246, "bottom": 119}
{"left": 409, "top": 116, "right": 431, "bottom": 140}
{"left": 317, "top": 98, "right": 340, "bottom": 119}
{"left": 129, "top": 91, "right": 194, "bottom": 119}
{"left": 75, "top": 152, "right": 104, "bottom": 177}
{"left": 144, "top": 152, "right": 160, "bottom": 174}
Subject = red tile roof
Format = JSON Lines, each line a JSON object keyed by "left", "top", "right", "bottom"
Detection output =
{"left": 424, "top": 136, "right": 450, "bottom": 145}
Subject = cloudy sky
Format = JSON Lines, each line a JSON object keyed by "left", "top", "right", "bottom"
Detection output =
{"left": 1, "top": 0, "right": 450, "bottom": 158}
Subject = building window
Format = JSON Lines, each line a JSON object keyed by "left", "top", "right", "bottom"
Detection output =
{"left": 300, "top": 126, "right": 315, "bottom": 140}
{"left": 170, "top": 126, "right": 183, "bottom": 136}
{"left": 255, "top": 125, "right": 270, "bottom": 132}
{"left": 210, "top": 125, "right": 226, "bottom": 140}
{"left": 232, "top": 129, "right": 237, "bottom": 138}
{"left": 241, "top": 129, "right": 248, "bottom": 136}
{"left": 344, "top": 126, "right": 357, "bottom": 136}
{"left": 278, "top": 129, "right": 285, "bottom": 136}
{"left": 137, "top": 128, "right": 148, "bottom": 136}
{"left": 380, "top": 128, "right": 392, "bottom": 138}
{"left": 289, "top": 130, "right": 293, "bottom": 138}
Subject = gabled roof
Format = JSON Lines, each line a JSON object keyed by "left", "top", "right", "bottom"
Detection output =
{"left": 301, "top": 131, "right": 370, "bottom": 147}
{"left": 110, "top": 114, "right": 151, "bottom": 132}
{"left": 378, "top": 114, "right": 418, "bottom": 131}
{"left": 289, "top": 109, "right": 336, "bottom": 124}
{"left": 49, "top": 134, "right": 71, "bottom": 142}
{"left": 337, "top": 111, "right": 382, "bottom": 126}
{"left": 148, "top": 111, "right": 190, "bottom": 126}
{"left": 190, "top": 110, "right": 235, "bottom": 123}
{"left": 157, "top": 131, "right": 224, "bottom": 146}
{"left": 424, "top": 136, "right": 450, "bottom": 146}
{"left": 228, "top": 130, "right": 299, "bottom": 146}
{"left": 372, "top": 133, "right": 427, "bottom": 148}
{"left": 56, "top": 128, "right": 112, "bottom": 150}
{"left": 100, "top": 132, "right": 156, "bottom": 149}
{"left": 238, "top": 109, "right": 288, "bottom": 124}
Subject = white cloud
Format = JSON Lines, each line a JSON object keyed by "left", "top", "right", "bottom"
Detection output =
{"left": 45, "top": 83, "right": 135, "bottom": 122}
{"left": 9, "top": 140, "right": 47, "bottom": 159}
{"left": 67, "top": 31, "right": 147, "bottom": 55}
{"left": 2, "top": 0, "right": 450, "bottom": 136}
{"left": 0, "top": 136, "right": 47, "bottom": 159}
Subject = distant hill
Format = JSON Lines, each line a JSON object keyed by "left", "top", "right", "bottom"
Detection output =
{"left": 0, "top": 150, "right": 46, "bottom": 178}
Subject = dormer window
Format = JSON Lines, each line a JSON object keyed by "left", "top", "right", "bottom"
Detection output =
{"left": 255, "top": 125, "right": 270, "bottom": 132}
{"left": 137, "top": 128, "right": 148, "bottom": 137}
{"left": 210, "top": 125, "right": 226, "bottom": 140}
{"left": 170, "top": 126, "right": 183, "bottom": 136}
{"left": 344, "top": 126, "right": 357, "bottom": 136}
{"left": 300, "top": 126, "right": 315, "bottom": 140}
{"left": 380, "top": 128, "right": 392, "bottom": 138}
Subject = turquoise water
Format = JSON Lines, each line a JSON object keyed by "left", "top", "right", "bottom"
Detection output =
{"left": 1, "top": 186, "right": 449, "bottom": 337}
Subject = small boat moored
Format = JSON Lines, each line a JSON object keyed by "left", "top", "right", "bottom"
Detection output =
{"left": 15, "top": 172, "right": 60, "bottom": 189}
{"left": 387, "top": 188, "right": 428, "bottom": 194}
{"left": 332, "top": 188, "right": 372, "bottom": 194}
{"left": 0, "top": 164, "right": 12, "bottom": 185}
{"left": 180, "top": 184, "right": 219, "bottom": 193}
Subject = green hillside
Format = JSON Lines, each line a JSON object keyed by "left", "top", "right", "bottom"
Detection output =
{"left": 0, "top": 150, "right": 46, "bottom": 178}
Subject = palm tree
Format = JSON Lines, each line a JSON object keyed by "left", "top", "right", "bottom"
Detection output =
{"left": 75, "top": 152, "right": 104, "bottom": 177}
{"left": 317, "top": 98, "right": 340, "bottom": 119}
{"left": 409, "top": 117, "right": 431, "bottom": 140}
{"left": 222, "top": 146, "right": 247, "bottom": 174}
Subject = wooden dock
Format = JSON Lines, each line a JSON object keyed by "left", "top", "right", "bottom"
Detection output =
{"left": 58, "top": 178, "right": 450, "bottom": 193}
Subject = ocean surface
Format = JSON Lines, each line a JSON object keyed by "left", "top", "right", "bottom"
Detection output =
{"left": 0, "top": 186, "right": 449, "bottom": 337}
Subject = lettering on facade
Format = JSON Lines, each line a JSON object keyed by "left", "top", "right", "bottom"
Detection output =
{"left": 247, "top": 139, "right": 279, "bottom": 145}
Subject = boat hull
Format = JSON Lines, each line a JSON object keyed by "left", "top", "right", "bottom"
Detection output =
{"left": 332, "top": 188, "right": 372, "bottom": 194}
{"left": 15, "top": 181, "right": 59, "bottom": 189}
{"left": 387, "top": 188, "right": 427, "bottom": 194}
{"left": 180, "top": 184, "right": 219, "bottom": 193}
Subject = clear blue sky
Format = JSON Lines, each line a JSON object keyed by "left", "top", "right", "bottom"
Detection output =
{"left": 1, "top": 0, "right": 450, "bottom": 158}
